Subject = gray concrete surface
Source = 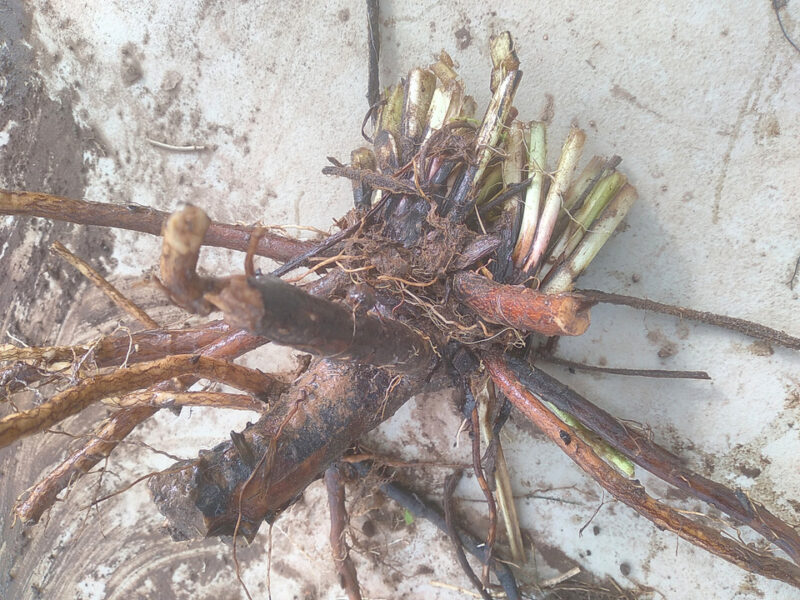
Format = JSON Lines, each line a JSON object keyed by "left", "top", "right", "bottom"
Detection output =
{"left": 1, "top": 1, "right": 799, "bottom": 598}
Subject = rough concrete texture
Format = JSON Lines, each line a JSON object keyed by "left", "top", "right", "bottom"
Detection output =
{"left": 1, "top": 1, "right": 799, "bottom": 599}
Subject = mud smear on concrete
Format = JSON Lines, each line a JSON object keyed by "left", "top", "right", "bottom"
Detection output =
{"left": 0, "top": 2, "right": 115, "bottom": 598}
{"left": 0, "top": 0, "right": 114, "bottom": 343}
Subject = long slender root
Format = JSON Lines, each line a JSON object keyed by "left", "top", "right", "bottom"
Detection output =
{"left": 0, "top": 320, "right": 233, "bottom": 371}
{"left": 0, "top": 189, "right": 311, "bottom": 262}
{"left": 443, "top": 470, "right": 492, "bottom": 600}
{"left": 508, "top": 357, "right": 800, "bottom": 564}
{"left": 0, "top": 354, "right": 285, "bottom": 449}
{"left": 103, "top": 391, "right": 268, "bottom": 412}
{"left": 14, "top": 328, "right": 267, "bottom": 525}
{"left": 51, "top": 241, "right": 160, "bottom": 329}
{"left": 350, "top": 460, "right": 520, "bottom": 600}
{"left": 325, "top": 465, "right": 363, "bottom": 600}
{"left": 485, "top": 353, "right": 800, "bottom": 588}
{"left": 581, "top": 289, "right": 800, "bottom": 350}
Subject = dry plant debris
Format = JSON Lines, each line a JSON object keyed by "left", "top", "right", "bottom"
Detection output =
{"left": 2, "top": 29, "right": 800, "bottom": 599}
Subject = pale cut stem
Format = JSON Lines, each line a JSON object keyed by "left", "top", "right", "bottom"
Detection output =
{"left": 501, "top": 121, "right": 526, "bottom": 198}
{"left": 446, "top": 71, "right": 522, "bottom": 222}
{"left": 567, "top": 156, "right": 619, "bottom": 213}
{"left": 378, "top": 83, "right": 405, "bottom": 140}
{"left": 489, "top": 31, "right": 520, "bottom": 93}
{"left": 424, "top": 84, "right": 460, "bottom": 141}
{"left": 523, "top": 127, "right": 586, "bottom": 273}
{"left": 544, "top": 183, "right": 638, "bottom": 293}
{"left": 474, "top": 166, "right": 504, "bottom": 207}
{"left": 429, "top": 50, "right": 459, "bottom": 83}
{"left": 512, "top": 121, "right": 547, "bottom": 267}
{"left": 459, "top": 95, "right": 478, "bottom": 121}
{"left": 473, "top": 71, "right": 522, "bottom": 185}
{"left": 424, "top": 52, "right": 464, "bottom": 141}
{"left": 543, "top": 171, "right": 626, "bottom": 271}
{"left": 402, "top": 68, "right": 437, "bottom": 143}
{"left": 549, "top": 156, "right": 606, "bottom": 248}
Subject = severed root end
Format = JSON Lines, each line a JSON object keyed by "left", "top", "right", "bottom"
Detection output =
{"left": 548, "top": 295, "right": 591, "bottom": 336}
{"left": 159, "top": 205, "right": 218, "bottom": 314}
{"left": 453, "top": 272, "right": 591, "bottom": 337}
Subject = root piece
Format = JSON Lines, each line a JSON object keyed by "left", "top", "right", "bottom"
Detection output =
{"left": 15, "top": 328, "right": 266, "bottom": 525}
{"left": 484, "top": 353, "right": 800, "bottom": 589}
{"left": 51, "top": 241, "right": 159, "bottom": 329}
{"left": 477, "top": 381, "right": 526, "bottom": 566}
{"left": 1, "top": 362, "right": 45, "bottom": 400}
{"left": 0, "top": 189, "right": 311, "bottom": 262}
{"left": 0, "top": 320, "right": 232, "bottom": 370}
{"left": 321, "top": 165, "right": 418, "bottom": 196}
{"left": 14, "top": 405, "right": 156, "bottom": 524}
{"left": 508, "top": 358, "right": 800, "bottom": 564}
{"left": 453, "top": 271, "right": 591, "bottom": 336}
{"left": 443, "top": 471, "right": 492, "bottom": 600}
{"left": 469, "top": 405, "right": 497, "bottom": 585}
{"left": 271, "top": 190, "right": 389, "bottom": 278}
{"left": 104, "top": 391, "right": 267, "bottom": 412}
{"left": 324, "top": 465, "right": 363, "bottom": 600}
{"left": 350, "top": 461, "right": 520, "bottom": 600}
{"left": 148, "top": 359, "right": 423, "bottom": 541}
{"left": 206, "top": 275, "right": 435, "bottom": 373}
{"left": 539, "top": 355, "right": 710, "bottom": 379}
{"left": 580, "top": 289, "right": 800, "bottom": 350}
{"left": 0, "top": 354, "right": 284, "bottom": 449}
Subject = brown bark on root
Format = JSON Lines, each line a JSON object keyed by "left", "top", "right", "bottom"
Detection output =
{"left": 508, "top": 358, "right": 800, "bottom": 564}
{"left": 484, "top": 353, "right": 800, "bottom": 589}
{"left": 453, "top": 271, "right": 591, "bottom": 336}
{"left": 207, "top": 275, "right": 435, "bottom": 373}
{"left": 0, "top": 354, "right": 284, "bottom": 448}
{"left": 148, "top": 358, "right": 426, "bottom": 542}
{"left": 14, "top": 328, "right": 266, "bottom": 525}
{"left": 0, "top": 189, "right": 311, "bottom": 262}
